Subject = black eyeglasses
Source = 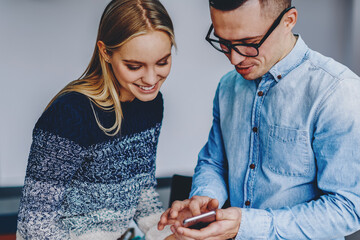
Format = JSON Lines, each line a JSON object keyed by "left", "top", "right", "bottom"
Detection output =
{"left": 206, "top": 6, "right": 295, "bottom": 57}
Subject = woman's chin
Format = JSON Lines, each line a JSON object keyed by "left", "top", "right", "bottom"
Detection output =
{"left": 134, "top": 91, "right": 160, "bottom": 102}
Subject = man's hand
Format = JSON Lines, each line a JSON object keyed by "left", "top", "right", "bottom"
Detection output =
{"left": 158, "top": 196, "right": 242, "bottom": 239}
{"left": 158, "top": 196, "right": 219, "bottom": 231}
{"left": 171, "top": 207, "right": 242, "bottom": 240}
{"left": 164, "top": 234, "right": 177, "bottom": 240}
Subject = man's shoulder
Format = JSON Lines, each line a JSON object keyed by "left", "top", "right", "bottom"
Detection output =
{"left": 305, "top": 49, "right": 359, "bottom": 81}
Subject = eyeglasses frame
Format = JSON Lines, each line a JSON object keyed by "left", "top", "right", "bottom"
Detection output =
{"left": 205, "top": 6, "right": 296, "bottom": 57}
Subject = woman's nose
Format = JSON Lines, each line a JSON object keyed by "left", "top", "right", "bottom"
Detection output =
{"left": 143, "top": 68, "right": 158, "bottom": 85}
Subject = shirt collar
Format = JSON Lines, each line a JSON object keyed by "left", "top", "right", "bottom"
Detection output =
{"left": 269, "top": 35, "right": 309, "bottom": 82}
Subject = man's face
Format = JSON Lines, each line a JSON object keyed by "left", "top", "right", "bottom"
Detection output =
{"left": 210, "top": 1, "right": 288, "bottom": 80}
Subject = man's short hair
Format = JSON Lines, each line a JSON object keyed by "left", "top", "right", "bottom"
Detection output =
{"left": 209, "top": 0, "right": 244, "bottom": 11}
{"left": 209, "top": 0, "right": 291, "bottom": 13}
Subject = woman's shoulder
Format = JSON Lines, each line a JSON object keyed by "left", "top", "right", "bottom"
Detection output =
{"left": 34, "top": 92, "right": 96, "bottom": 145}
{"left": 38, "top": 92, "right": 92, "bottom": 125}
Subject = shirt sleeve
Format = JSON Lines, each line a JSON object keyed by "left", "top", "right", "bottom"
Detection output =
{"left": 237, "top": 77, "right": 360, "bottom": 239}
{"left": 190, "top": 85, "right": 229, "bottom": 207}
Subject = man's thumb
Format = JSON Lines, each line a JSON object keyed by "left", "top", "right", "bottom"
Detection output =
{"left": 216, "top": 207, "right": 242, "bottom": 221}
{"left": 215, "top": 209, "right": 225, "bottom": 221}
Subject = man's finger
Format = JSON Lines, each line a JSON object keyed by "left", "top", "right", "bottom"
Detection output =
{"left": 207, "top": 198, "right": 219, "bottom": 211}
{"left": 169, "top": 199, "right": 190, "bottom": 218}
{"left": 188, "top": 196, "right": 216, "bottom": 216}
{"left": 174, "top": 221, "right": 220, "bottom": 240}
{"left": 158, "top": 208, "right": 172, "bottom": 230}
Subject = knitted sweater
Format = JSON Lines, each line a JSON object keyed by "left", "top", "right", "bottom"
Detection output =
{"left": 17, "top": 92, "right": 171, "bottom": 239}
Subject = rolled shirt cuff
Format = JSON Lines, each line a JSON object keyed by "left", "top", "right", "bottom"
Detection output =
{"left": 235, "top": 208, "right": 272, "bottom": 240}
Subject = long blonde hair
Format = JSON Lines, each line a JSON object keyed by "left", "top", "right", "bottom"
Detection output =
{"left": 46, "top": 0, "right": 175, "bottom": 136}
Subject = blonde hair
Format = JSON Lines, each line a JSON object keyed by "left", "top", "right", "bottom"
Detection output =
{"left": 46, "top": 0, "right": 175, "bottom": 136}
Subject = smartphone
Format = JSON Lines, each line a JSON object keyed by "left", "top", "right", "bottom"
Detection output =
{"left": 182, "top": 210, "right": 216, "bottom": 229}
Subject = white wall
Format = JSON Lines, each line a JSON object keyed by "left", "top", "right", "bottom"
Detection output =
{"left": 351, "top": 0, "right": 360, "bottom": 70}
{"left": 0, "top": 0, "right": 359, "bottom": 186}
{"left": 0, "top": 0, "right": 231, "bottom": 186}
{"left": 293, "top": 0, "right": 359, "bottom": 75}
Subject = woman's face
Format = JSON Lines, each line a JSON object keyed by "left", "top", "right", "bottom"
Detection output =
{"left": 107, "top": 30, "right": 172, "bottom": 102}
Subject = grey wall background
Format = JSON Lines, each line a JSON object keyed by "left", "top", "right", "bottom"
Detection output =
{"left": 0, "top": 0, "right": 359, "bottom": 187}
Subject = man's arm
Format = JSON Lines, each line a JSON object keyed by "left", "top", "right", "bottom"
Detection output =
{"left": 190, "top": 86, "right": 229, "bottom": 207}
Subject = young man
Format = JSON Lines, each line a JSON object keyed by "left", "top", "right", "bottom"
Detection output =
{"left": 159, "top": 0, "right": 360, "bottom": 239}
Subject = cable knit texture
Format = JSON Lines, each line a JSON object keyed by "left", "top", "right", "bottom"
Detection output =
{"left": 17, "top": 92, "right": 165, "bottom": 239}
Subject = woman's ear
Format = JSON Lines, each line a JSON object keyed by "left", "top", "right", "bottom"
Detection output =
{"left": 97, "top": 40, "right": 110, "bottom": 63}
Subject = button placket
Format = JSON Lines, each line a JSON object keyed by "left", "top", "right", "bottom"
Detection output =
{"left": 245, "top": 75, "right": 274, "bottom": 208}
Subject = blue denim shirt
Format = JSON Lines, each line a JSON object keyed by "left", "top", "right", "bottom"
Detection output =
{"left": 190, "top": 36, "right": 360, "bottom": 239}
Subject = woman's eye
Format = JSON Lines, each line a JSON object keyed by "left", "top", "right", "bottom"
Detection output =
{"left": 157, "top": 61, "right": 169, "bottom": 66}
{"left": 127, "top": 65, "right": 141, "bottom": 71}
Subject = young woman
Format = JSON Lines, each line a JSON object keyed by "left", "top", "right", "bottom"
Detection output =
{"left": 17, "top": 0, "right": 175, "bottom": 239}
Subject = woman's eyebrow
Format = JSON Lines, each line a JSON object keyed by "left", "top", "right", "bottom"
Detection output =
{"left": 122, "top": 53, "right": 171, "bottom": 64}
{"left": 122, "top": 59, "right": 142, "bottom": 64}
{"left": 157, "top": 53, "right": 171, "bottom": 62}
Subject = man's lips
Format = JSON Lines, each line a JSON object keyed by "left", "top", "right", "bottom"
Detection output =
{"left": 235, "top": 65, "right": 254, "bottom": 75}
{"left": 237, "top": 65, "right": 253, "bottom": 69}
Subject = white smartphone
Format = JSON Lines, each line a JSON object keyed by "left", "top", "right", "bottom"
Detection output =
{"left": 182, "top": 210, "right": 216, "bottom": 229}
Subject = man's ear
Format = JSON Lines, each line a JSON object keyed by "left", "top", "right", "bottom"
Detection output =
{"left": 283, "top": 8, "right": 297, "bottom": 32}
{"left": 97, "top": 40, "right": 110, "bottom": 62}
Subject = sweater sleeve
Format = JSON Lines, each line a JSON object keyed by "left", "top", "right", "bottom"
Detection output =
{"left": 17, "top": 93, "right": 89, "bottom": 239}
{"left": 134, "top": 186, "right": 173, "bottom": 239}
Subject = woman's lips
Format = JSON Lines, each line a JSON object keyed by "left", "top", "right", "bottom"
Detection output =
{"left": 135, "top": 82, "right": 158, "bottom": 93}
{"left": 139, "top": 84, "right": 155, "bottom": 90}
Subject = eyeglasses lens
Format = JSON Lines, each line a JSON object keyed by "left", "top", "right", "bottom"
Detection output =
{"left": 208, "top": 29, "right": 258, "bottom": 57}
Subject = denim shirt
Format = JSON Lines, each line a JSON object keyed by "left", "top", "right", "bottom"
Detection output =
{"left": 190, "top": 36, "right": 360, "bottom": 239}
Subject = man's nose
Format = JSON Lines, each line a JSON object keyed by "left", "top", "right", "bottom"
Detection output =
{"left": 229, "top": 48, "right": 246, "bottom": 66}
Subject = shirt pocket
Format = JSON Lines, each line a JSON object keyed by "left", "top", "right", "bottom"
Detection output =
{"left": 265, "top": 125, "right": 310, "bottom": 177}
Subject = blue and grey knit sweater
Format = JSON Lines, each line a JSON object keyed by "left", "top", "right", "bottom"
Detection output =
{"left": 17, "top": 92, "right": 171, "bottom": 239}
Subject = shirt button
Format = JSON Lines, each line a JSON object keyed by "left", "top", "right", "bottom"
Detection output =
{"left": 252, "top": 127, "right": 258, "bottom": 133}
{"left": 245, "top": 201, "right": 251, "bottom": 206}
{"left": 250, "top": 164, "right": 255, "bottom": 169}
{"left": 277, "top": 74, "right": 282, "bottom": 80}
{"left": 257, "top": 91, "right": 264, "bottom": 96}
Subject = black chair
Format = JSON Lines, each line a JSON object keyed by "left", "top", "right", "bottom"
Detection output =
{"left": 0, "top": 186, "right": 22, "bottom": 238}
{"left": 168, "top": 174, "right": 230, "bottom": 208}
{"left": 168, "top": 174, "right": 193, "bottom": 207}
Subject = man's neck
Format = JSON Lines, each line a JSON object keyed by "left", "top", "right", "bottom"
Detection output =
{"left": 279, "top": 33, "right": 298, "bottom": 62}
